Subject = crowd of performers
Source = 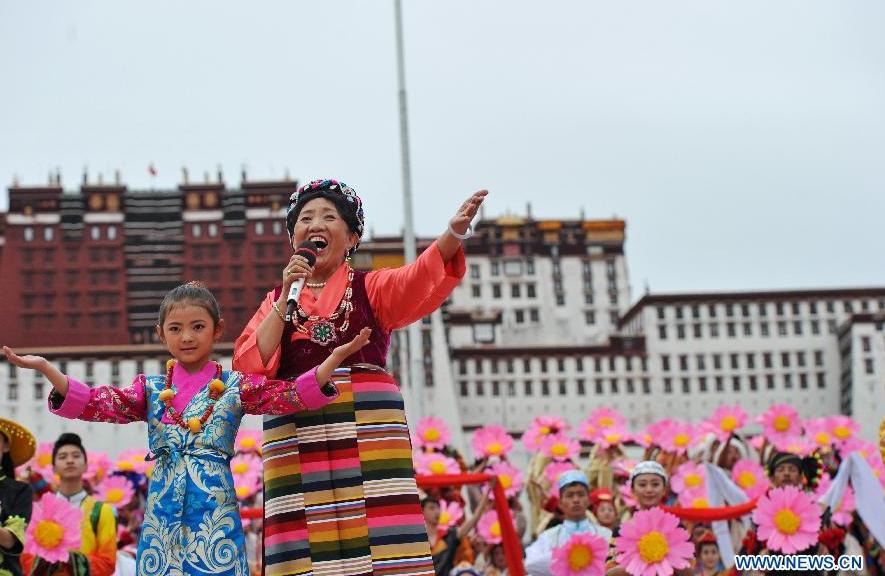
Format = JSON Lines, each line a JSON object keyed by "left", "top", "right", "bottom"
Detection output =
{"left": 410, "top": 408, "right": 885, "bottom": 576}
{"left": 1, "top": 178, "right": 885, "bottom": 576}
{"left": 2, "top": 407, "right": 885, "bottom": 576}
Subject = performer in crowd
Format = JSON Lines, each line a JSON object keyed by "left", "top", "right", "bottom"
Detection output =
{"left": 22, "top": 433, "right": 118, "bottom": 576}
{"left": 525, "top": 470, "right": 612, "bottom": 576}
{"left": 694, "top": 531, "right": 725, "bottom": 576}
{"left": 424, "top": 486, "right": 492, "bottom": 576}
{"left": 3, "top": 282, "right": 367, "bottom": 576}
{"left": 605, "top": 461, "right": 693, "bottom": 576}
{"left": 233, "top": 179, "right": 487, "bottom": 576}
{"left": 588, "top": 488, "right": 619, "bottom": 532}
{"left": 0, "top": 417, "right": 36, "bottom": 576}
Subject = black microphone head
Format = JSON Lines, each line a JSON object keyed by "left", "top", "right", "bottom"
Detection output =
{"left": 295, "top": 240, "right": 318, "bottom": 267}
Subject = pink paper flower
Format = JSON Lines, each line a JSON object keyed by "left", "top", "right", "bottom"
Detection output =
{"left": 758, "top": 404, "right": 802, "bottom": 444}
{"left": 771, "top": 435, "right": 816, "bottom": 457}
{"left": 645, "top": 419, "right": 675, "bottom": 439}
{"left": 94, "top": 475, "right": 135, "bottom": 509}
{"left": 828, "top": 416, "right": 860, "bottom": 447}
{"left": 523, "top": 416, "right": 570, "bottom": 450}
{"left": 814, "top": 474, "right": 855, "bottom": 527}
{"left": 803, "top": 418, "right": 835, "bottom": 451}
{"left": 235, "top": 428, "right": 263, "bottom": 454}
{"left": 24, "top": 492, "right": 83, "bottom": 563}
{"left": 551, "top": 531, "right": 609, "bottom": 576}
{"left": 839, "top": 438, "right": 878, "bottom": 460}
{"left": 414, "top": 452, "right": 460, "bottom": 476}
{"left": 752, "top": 485, "right": 822, "bottom": 554}
{"left": 114, "top": 449, "right": 149, "bottom": 474}
{"left": 234, "top": 473, "right": 262, "bottom": 501}
{"left": 231, "top": 454, "right": 262, "bottom": 479}
{"left": 614, "top": 507, "right": 693, "bottom": 576}
{"left": 748, "top": 435, "right": 765, "bottom": 451}
{"left": 471, "top": 425, "right": 514, "bottom": 459}
{"left": 619, "top": 482, "right": 638, "bottom": 509}
{"left": 478, "top": 510, "right": 513, "bottom": 544}
{"left": 578, "top": 418, "right": 599, "bottom": 443}
{"left": 589, "top": 408, "right": 626, "bottom": 432}
{"left": 731, "top": 459, "right": 769, "bottom": 500}
{"left": 437, "top": 500, "right": 464, "bottom": 534}
{"left": 488, "top": 461, "right": 524, "bottom": 499}
{"left": 85, "top": 452, "right": 111, "bottom": 484}
{"left": 633, "top": 429, "right": 655, "bottom": 449}
{"left": 670, "top": 462, "right": 705, "bottom": 496}
{"left": 862, "top": 444, "right": 885, "bottom": 489}
{"left": 28, "top": 442, "right": 56, "bottom": 480}
{"left": 676, "top": 487, "right": 710, "bottom": 509}
{"left": 657, "top": 421, "right": 697, "bottom": 456}
{"left": 594, "top": 427, "right": 629, "bottom": 449}
{"left": 541, "top": 434, "right": 580, "bottom": 462}
{"left": 413, "top": 417, "right": 451, "bottom": 451}
{"left": 868, "top": 458, "right": 885, "bottom": 490}
{"left": 704, "top": 405, "right": 748, "bottom": 442}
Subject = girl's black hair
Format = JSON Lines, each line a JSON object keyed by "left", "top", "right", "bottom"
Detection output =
{"left": 157, "top": 281, "right": 222, "bottom": 327}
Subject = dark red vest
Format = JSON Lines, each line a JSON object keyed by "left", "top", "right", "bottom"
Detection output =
{"left": 273, "top": 270, "right": 391, "bottom": 379}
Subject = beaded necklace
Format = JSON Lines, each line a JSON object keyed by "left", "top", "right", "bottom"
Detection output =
{"left": 158, "top": 359, "right": 225, "bottom": 434}
{"left": 292, "top": 265, "right": 356, "bottom": 346}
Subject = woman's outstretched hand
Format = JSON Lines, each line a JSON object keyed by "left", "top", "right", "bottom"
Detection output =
{"left": 449, "top": 190, "right": 488, "bottom": 237}
{"left": 315, "top": 328, "right": 372, "bottom": 385}
{"left": 331, "top": 327, "right": 372, "bottom": 360}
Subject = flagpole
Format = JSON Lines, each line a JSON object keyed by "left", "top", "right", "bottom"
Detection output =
{"left": 393, "top": 0, "right": 424, "bottom": 423}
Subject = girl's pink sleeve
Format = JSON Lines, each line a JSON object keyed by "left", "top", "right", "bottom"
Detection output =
{"left": 365, "top": 240, "right": 466, "bottom": 332}
{"left": 232, "top": 290, "right": 281, "bottom": 377}
{"left": 48, "top": 375, "right": 148, "bottom": 423}
{"left": 238, "top": 368, "right": 339, "bottom": 415}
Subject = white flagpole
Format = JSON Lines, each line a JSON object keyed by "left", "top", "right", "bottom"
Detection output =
{"left": 393, "top": 0, "right": 424, "bottom": 423}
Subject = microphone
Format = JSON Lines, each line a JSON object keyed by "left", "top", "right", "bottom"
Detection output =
{"left": 285, "top": 241, "right": 319, "bottom": 322}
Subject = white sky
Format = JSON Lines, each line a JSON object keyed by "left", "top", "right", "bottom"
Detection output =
{"left": 2, "top": 1, "right": 883, "bottom": 294}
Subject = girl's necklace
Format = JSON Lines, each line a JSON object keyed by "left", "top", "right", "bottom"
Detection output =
{"left": 158, "top": 359, "right": 225, "bottom": 434}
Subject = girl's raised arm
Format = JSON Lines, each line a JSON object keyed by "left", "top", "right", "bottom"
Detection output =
{"left": 3, "top": 345, "right": 147, "bottom": 424}
{"left": 3, "top": 346, "right": 68, "bottom": 395}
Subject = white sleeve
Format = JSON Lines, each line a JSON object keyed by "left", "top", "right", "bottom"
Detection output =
{"left": 523, "top": 529, "right": 555, "bottom": 576}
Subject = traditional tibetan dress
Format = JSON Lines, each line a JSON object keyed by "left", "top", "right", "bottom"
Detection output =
{"left": 48, "top": 363, "right": 336, "bottom": 576}
{"left": 233, "top": 241, "right": 464, "bottom": 576}
{"left": 0, "top": 474, "right": 32, "bottom": 576}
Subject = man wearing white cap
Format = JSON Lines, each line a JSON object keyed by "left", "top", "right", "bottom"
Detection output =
{"left": 524, "top": 470, "right": 612, "bottom": 576}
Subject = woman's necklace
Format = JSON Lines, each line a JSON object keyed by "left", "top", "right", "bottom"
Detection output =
{"left": 305, "top": 280, "right": 327, "bottom": 288}
{"left": 158, "top": 359, "right": 225, "bottom": 434}
{"left": 293, "top": 265, "right": 356, "bottom": 346}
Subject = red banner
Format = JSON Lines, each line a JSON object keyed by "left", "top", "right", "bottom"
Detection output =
{"left": 417, "top": 473, "right": 525, "bottom": 576}
{"left": 663, "top": 498, "right": 759, "bottom": 522}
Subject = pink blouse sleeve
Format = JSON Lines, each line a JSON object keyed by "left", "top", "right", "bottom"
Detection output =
{"left": 238, "top": 368, "right": 339, "bottom": 415}
{"left": 364, "top": 240, "right": 466, "bottom": 332}
{"left": 232, "top": 290, "right": 281, "bottom": 377}
{"left": 48, "top": 375, "right": 147, "bottom": 424}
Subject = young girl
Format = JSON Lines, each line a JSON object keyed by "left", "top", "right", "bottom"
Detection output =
{"left": 3, "top": 282, "right": 371, "bottom": 576}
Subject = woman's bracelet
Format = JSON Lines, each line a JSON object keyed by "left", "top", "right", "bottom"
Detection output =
{"left": 272, "top": 301, "right": 286, "bottom": 322}
{"left": 448, "top": 223, "right": 473, "bottom": 240}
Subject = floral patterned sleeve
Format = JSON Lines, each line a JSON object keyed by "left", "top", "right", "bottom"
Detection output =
{"left": 238, "top": 368, "right": 339, "bottom": 415}
{"left": 48, "top": 375, "right": 148, "bottom": 423}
